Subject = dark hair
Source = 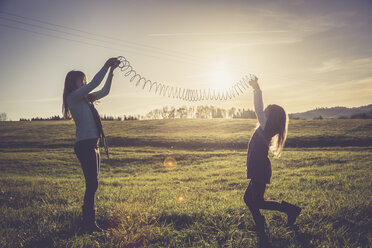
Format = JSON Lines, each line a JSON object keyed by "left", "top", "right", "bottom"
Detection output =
{"left": 62, "top": 70, "right": 86, "bottom": 119}
{"left": 264, "top": 104, "right": 288, "bottom": 157}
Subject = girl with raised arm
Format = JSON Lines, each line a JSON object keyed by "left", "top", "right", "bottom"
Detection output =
{"left": 244, "top": 76, "right": 301, "bottom": 234}
{"left": 62, "top": 57, "right": 120, "bottom": 233}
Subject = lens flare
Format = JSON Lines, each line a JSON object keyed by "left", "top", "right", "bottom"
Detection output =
{"left": 177, "top": 195, "right": 184, "bottom": 203}
{"left": 163, "top": 157, "right": 177, "bottom": 170}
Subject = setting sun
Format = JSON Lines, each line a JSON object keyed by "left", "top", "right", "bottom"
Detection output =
{"left": 208, "top": 61, "right": 235, "bottom": 89}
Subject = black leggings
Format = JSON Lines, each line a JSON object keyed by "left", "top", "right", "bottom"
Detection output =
{"left": 244, "top": 180, "right": 285, "bottom": 219}
{"left": 74, "top": 138, "right": 100, "bottom": 210}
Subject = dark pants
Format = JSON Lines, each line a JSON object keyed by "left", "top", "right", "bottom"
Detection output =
{"left": 74, "top": 138, "right": 100, "bottom": 211}
{"left": 244, "top": 180, "right": 285, "bottom": 220}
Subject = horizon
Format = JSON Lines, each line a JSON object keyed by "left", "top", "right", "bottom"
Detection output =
{"left": 1, "top": 0, "right": 372, "bottom": 120}
{"left": 8, "top": 102, "right": 372, "bottom": 121}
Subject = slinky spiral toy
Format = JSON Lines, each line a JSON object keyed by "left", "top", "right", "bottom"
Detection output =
{"left": 117, "top": 56, "right": 254, "bottom": 101}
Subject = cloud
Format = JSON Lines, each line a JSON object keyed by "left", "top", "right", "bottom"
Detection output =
{"left": 148, "top": 30, "right": 290, "bottom": 37}
{"left": 148, "top": 8, "right": 354, "bottom": 49}
{"left": 1, "top": 97, "right": 60, "bottom": 104}
{"left": 201, "top": 37, "right": 302, "bottom": 48}
{"left": 250, "top": 6, "right": 354, "bottom": 36}
{"left": 311, "top": 57, "right": 372, "bottom": 73}
{"left": 330, "top": 76, "right": 372, "bottom": 92}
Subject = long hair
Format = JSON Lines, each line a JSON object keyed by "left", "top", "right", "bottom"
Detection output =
{"left": 62, "top": 70, "right": 86, "bottom": 119}
{"left": 264, "top": 104, "right": 288, "bottom": 157}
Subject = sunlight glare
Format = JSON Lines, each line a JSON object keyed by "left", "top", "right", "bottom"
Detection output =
{"left": 209, "top": 61, "right": 234, "bottom": 89}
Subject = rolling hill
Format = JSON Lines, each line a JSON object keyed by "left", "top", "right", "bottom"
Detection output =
{"left": 289, "top": 104, "right": 372, "bottom": 119}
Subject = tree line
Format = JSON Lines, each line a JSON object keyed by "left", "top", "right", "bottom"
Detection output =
{"left": 349, "top": 110, "right": 372, "bottom": 119}
{"left": 19, "top": 115, "right": 139, "bottom": 121}
{"left": 6, "top": 106, "right": 372, "bottom": 122}
{"left": 144, "top": 106, "right": 256, "bottom": 119}
{"left": 16, "top": 106, "right": 257, "bottom": 121}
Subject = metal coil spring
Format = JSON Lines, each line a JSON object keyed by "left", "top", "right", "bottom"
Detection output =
{"left": 117, "top": 56, "right": 253, "bottom": 101}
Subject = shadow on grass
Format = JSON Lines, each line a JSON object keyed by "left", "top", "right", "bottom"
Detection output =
{"left": 293, "top": 226, "right": 316, "bottom": 248}
{"left": 265, "top": 225, "right": 316, "bottom": 248}
{"left": 2, "top": 135, "right": 372, "bottom": 150}
{"left": 18, "top": 215, "right": 105, "bottom": 248}
{"left": 328, "top": 205, "right": 372, "bottom": 246}
{"left": 158, "top": 212, "right": 195, "bottom": 230}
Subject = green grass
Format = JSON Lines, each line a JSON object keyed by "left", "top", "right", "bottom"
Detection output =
{"left": 0, "top": 119, "right": 371, "bottom": 247}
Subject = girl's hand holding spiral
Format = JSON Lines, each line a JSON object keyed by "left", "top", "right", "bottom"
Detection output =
{"left": 104, "top": 57, "right": 120, "bottom": 68}
{"left": 249, "top": 76, "right": 260, "bottom": 90}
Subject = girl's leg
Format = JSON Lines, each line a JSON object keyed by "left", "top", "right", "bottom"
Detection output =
{"left": 244, "top": 181, "right": 266, "bottom": 233}
{"left": 251, "top": 181, "right": 285, "bottom": 212}
{"left": 75, "top": 140, "right": 99, "bottom": 210}
{"left": 244, "top": 181, "right": 262, "bottom": 218}
{"left": 251, "top": 181, "right": 301, "bottom": 226}
{"left": 74, "top": 139, "right": 102, "bottom": 232}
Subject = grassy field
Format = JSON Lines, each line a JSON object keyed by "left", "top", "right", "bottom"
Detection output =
{"left": 0, "top": 119, "right": 371, "bottom": 247}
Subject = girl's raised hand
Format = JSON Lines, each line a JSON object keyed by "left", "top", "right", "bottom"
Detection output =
{"left": 104, "top": 57, "right": 119, "bottom": 68}
{"left": 249, "top": 75, "right": 260, "bottom": 90}
{"left": 109, "top": 58, "right": 121, "bottom": 73}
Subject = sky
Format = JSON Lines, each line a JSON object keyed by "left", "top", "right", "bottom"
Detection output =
{"left": 0, "top": 0, "right": 371, "bottom": 120}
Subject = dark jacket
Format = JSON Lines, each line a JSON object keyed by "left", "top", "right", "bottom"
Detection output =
{"left": 246, "top": 127, "right": 272, "bottom": 184}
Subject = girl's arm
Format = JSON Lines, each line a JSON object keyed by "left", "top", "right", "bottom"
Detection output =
{"left": 254, "top": 89, "right": 267, "bottom": 129}
{"left": 249, "top": 77, "right": 267, "bottom": 129}
{"left": 67, "top": 66, "right": 109, "bottom": 103}
{"left": 91, "top": 59, "right": 120, "bottom": 100}
{"left": 68, "top": 58, "right": 118, "bottom": 103}
{"left": 91, "top": 71, "right": 113, "bottom": 100}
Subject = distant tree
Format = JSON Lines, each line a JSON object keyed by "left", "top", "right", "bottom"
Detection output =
{"left": 213, "top": 108, "right": 224, "bottom": 118}
{"left": 227, "top": 107, "right": 236, "bottom": 119}
{"left": 196, "top": 106, "right": 211, "bottom": 119}
{"left": 0, "top": 113, "right": 7, "bottom": 121}
{"left": 350, "top": 113, "right": 372, "bottom": 119}
{"left": 101, "top": 115, "right": 116, "bottom": 121}
{"left": 188, "top": 106, "right": 195, "bottom": 118}
{"left": 233, "top": 108, "right": 255, "bottom": 119}
{"left": 177, "top": 107, "right": 188, "bottom": 118}
{"left": 125, "top": 115, "right": 138, "bottom": 121}
{"left": 161, "top": 107, "right": 169, "bottom": 119}
{"left": 50, "top": 115, "right": 62, "bottom": 120}
{"left": 168, "top": 107, "right": 176, "bottom": 119}
{"left": 144, "top": 105, "right": 255, "bottom": 120}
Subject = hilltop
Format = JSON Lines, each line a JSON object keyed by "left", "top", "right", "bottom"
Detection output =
{"left": 289, "top": 104, "right": 372, "bottom": 120}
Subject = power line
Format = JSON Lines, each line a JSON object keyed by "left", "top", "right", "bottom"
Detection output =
{"left": 0, "top": 16, "right": 199, "bottom": 64}
{"left": 0, "top": 11, "right": 202, "bottom": 62}
{"left": 0, "top": 16, "right": 123, "bottom": 47}
{"left": 0, "top": 23, "right": 195, "bottom": 63}
{"left": 0, "top": 11, "right": 248, "bottom": 70}
{"left": 0, "top": 11, "right": 251, "bottom": 91}
{"left": 0, "top": 19, "right": 208, "bottom": 65}
{"left": 0, "top": 23, "right": 117, "bottom": 51}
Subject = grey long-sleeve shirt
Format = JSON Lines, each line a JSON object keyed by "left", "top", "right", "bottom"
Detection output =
{"left": 67, "top": 66, "right": 113, "bottom": 142}
{"left": 254, "top": 89, "right": 267, "bottom": 129}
